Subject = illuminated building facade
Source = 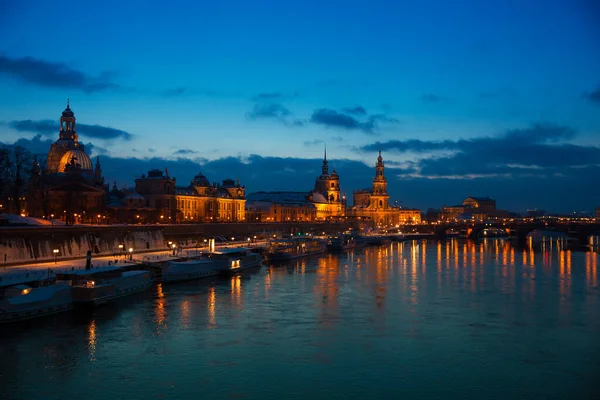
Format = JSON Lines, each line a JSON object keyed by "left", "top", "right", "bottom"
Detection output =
{"left": 27, "top": 102, "right": 106, "bottom": 224}
{"left": 245, "top": 148, "right": 345, "bottom": 222}
{"left": 347, "top": 151, "right": 421, "bottom": 225}
{"left": 134, "top": 169, "right": 246, "bottom": 222}
{"left": 463, "top": 196, "right": 496, "bottom": 213}
{"left": 310, "top": 147, "right": 345, "bottom": 220}
{"left": 245, "top": 192, "right": 317, "bottom": 222}
{"left": 441, "top": 196, "right": 497, "bottom": 221}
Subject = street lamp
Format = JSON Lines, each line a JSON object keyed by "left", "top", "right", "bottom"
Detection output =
{"left": 129, "top": 247, "right": 133, "bottom": 260}
{"left": 171, "top": 243, "right": 176, "bottom": 256}
{"left": 53, "top": 249, "right": 59, "bottom": 264}
{"left": 118, "top": 244, "right": 124, "bottom": 260}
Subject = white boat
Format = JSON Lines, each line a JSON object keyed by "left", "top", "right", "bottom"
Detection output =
{"left": 161, "top": 258, "right": 221, "bottom": 283}
{"left": 0, "top": 282, "right": 73, "bottom": 323}
{"left": 56, "top": 266, "right": 154, "bottom": 306}
{"left": 198, "top": 247, "right": 263, "bottom": 274}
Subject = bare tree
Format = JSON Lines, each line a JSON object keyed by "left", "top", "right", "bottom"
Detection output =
{"left": 0, "top": 146, "right": 33, "bottom": 214}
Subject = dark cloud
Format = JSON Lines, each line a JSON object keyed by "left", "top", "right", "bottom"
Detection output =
{"left": 303, "top": 139, "right": 324, "bottom": 146}
{"left": 359, "top": 124, "right": 596, "bottom": 179}
{"left": 310, "top": 109, "right": 398, "bottom": 134}
{"left": 246, "top": 103, "right": 291, "bottom": 120}
{"left": 161, "top": 87, "right": 187, "bottom": 97}
{"left": 1, "top": 135, "right": 53, "bottom": 155}
{"left": 8, "top": 119, "right": 133, "bottom": 141}
{"left": 583, "top": 85, "right": 600, "bottom": 104}
{"left": 0, "top": 55, "right": 119, "bottom": 93}
{"left": 310, "top": 109, "right": 373, "bottom": 133}
{"left": 84, "top": 142, "right": 108, "bottom": 157}
{"left": 342, "top": 106, "right": 367, "bottom": 116}
{"left": 173, "top": 149, "right": 198, "bottom": 155}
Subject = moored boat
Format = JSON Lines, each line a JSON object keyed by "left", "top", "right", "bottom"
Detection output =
{"left": 0, "top": 281, "right": 73, "bottom": 324}
{"left": 364, "top": 235, "right": 392, "bottom": 246}
{"left": 56, "top": 266, "right": 154, "bottom": 306}
{"left": 161, "top": 258, "right": 221, "bottom": 283}
{"left": 202, "top": 247, "right": 263, "bottom": 274}
{"left": 266, "top": 237, "right": 327, "bottom": 261}
{"left": 326, "top": 233, "right": 366, "bottom": 251}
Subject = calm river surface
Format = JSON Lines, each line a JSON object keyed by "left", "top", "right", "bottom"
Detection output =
{"left": 1, "top": 239, "right": 599, "bottom": 400}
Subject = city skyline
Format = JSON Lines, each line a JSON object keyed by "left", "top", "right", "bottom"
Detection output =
{"left": 1, "top": 0, "right": 600, "bottom": 212}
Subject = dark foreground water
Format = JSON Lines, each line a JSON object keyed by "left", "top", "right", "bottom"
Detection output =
{"left": 1, "top": 239, "right": 599, "bottom": 400}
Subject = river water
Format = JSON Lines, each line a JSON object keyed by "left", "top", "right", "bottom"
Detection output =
{"left": 1, "top": 239, "right": 599, "bottom": 400}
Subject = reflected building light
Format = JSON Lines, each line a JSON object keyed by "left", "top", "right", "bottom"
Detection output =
{"left": 208, "top": 286, "right": 216, "bottom": 327}
{"left": 529, "top": 249, "right": 535, "bottom": 267}
{"left": 231, "top": 275, "right": 242, "bottom": 306}
{"left": 155, "top": 283, "right": 166, "bottom": 329}
{"left": 88, "top": 319, "right": 97, "bottom": 361}
{"left": 180, "top": 300, "right": 190, "bottom": 328}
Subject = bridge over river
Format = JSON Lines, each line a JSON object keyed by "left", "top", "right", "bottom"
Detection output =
{"left": 433, "top": 221, "right": 600, "bottom": 245}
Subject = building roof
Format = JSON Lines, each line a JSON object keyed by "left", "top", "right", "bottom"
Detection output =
{"left": 58, "top": 149, "right": 93, "bottom": 172}
{"left": 465, "top": 196, "right": 494, "bottom": 202}
{"left": 247, "top": 191, "right": 309, "bottom": 203}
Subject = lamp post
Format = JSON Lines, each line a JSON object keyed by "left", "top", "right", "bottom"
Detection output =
{"left": 53, "top": 249, "right": 59, "bottom": 264}
{"left": 118, "top": 244, "right": 124, "bottom": 260}
{"left": 129, "top": 247, "right": 133, "bottom": 261}
{"left": 171, "top": 243, "right": 176, "bottom": 256}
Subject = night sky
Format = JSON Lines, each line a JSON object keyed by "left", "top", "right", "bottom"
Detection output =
{"left": 1, "top": 0, "right": 599, "bottom": 213}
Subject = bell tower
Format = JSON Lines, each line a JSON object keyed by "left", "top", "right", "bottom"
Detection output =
{"left": 47, "top": 100, "right": 85, "bottom": 173}
{"left": 59, "top": 99, "right": 78, "bottom": 142}
{"left": 370, "top": 151, "right": 389, "bottom": 209}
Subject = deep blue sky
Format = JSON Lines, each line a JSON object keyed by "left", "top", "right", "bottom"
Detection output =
{"left": 1, "top": 0, "right": 599, "bottom": 212}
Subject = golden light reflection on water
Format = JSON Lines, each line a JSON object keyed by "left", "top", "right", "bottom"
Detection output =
{"left": 559, "top": 250, "right": 572, "bottom": 304}
{"left": 231, "top": 275, "right": 242, "bottom": 306}
{"left": 154, "top": 283, "right": 167, "bottom": 331}
{"left": 87, "top": 319, "right": 96, "bottom": 361}
{"left": 180, "top": 300, "right": 190, "bottom": 328}
{"left": 586, "top": 252, "right": 598, "bottom": 289}
{"left": 315, "top": 255, "right": 340, "bottom": 325}
{"left": 207, "top": 286, "right": 216, "bottom": 327}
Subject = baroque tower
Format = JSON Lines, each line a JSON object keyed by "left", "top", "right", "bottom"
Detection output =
{"left": 47, "top": 100, "right": 85, "bottom": 173}
{"left": 370, "top": 151, "right": 389, "bottom": 209}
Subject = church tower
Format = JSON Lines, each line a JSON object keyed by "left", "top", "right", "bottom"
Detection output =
{"left": 47, "top": 100, "right": 85, "bottom": 173}
{"left": 370, "top": 151, "right": 389, "bottom": 209}
{"left": 321, "top": 144, "right": 329, "bottom": 175}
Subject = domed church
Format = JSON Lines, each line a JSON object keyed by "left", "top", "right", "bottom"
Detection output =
{"left": 27, "top": 102, "right": 106, "bottom": 224}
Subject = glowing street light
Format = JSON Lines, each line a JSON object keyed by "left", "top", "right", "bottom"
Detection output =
{"left": 171, "top": 243, "right": 176, "bottom": 256}
{"left": 53, "top": 249, "right": 59, "bottom": 264}
{"left": 129, "top": 247, "right": 133, "bottom": 260}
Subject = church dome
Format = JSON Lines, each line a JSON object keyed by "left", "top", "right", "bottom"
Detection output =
{"left": 330, "top": 169, "right": 339, "bottom": 179}
{"left": 191, "top": 172, "right": 210, "bottom": 187}
{"left": 58, "top": 149, "right": 93, "bottom": 172}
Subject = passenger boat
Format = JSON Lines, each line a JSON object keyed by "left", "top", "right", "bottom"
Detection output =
{"left": 326, "top": 233, "right": 366, "bottom": 251}
{"left": 265, "top": 237, "right": 327, "bottom": 261}
{"left": 198, "top": 247, "right": 263, "bottom": 274}
{"left": 160, "top": 258, "right": 221, "bottom": 283}
{"left": 0, "top": 281, "right": 73, "bottom": 323}
{"left": 56, "top": 266, "right": 154, "bottom": 306}
{"left": 364, "top": 235, "right": 392, "bottom": 246}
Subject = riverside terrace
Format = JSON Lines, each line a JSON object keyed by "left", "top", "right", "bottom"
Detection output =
{"left": 0, "top": 221, "right": 361, "bottom": 266}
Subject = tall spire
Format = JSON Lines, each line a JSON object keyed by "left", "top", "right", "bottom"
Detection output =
{"left": 67, "top": 98, "right": 70, "bottom": 108}
{"left": 321, "top": 145, "right": 329, "bottom": 175}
